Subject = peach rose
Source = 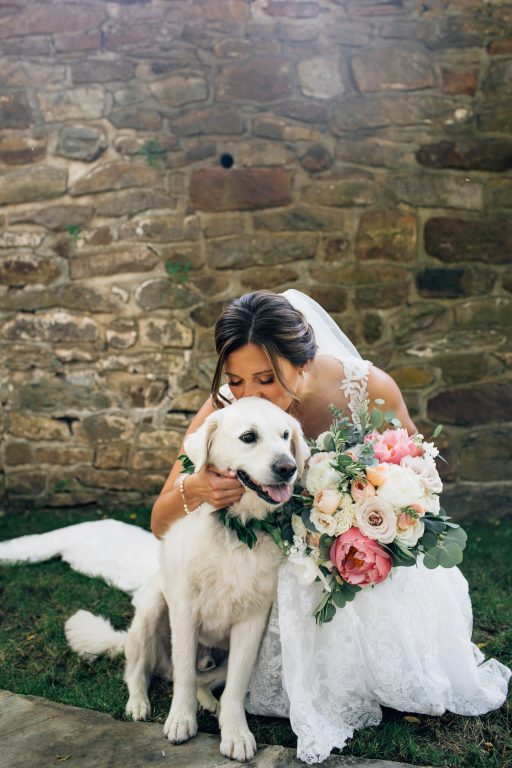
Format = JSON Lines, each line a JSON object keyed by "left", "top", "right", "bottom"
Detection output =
{"left": 313, "top": 488, "right": 341, "bottom": 516}
{"left": 366, "top": 463, "right": 390, "bottom": 487}
{"left": 366, "top": 428, "right": 422, "bottom": 465}
{"left": 330, "top": 527, "right": 392, "bottom": 587}
{"left": 351, "top": 478, "right": 376, "bottom": 503}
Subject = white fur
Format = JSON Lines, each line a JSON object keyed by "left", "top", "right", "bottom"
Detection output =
{"left": 65, "top": 397, "right": 309, "bottom": 762}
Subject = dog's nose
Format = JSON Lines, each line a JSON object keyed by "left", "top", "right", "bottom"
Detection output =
{"left": 272, "top": 456, "right": 297, "bottom": 481}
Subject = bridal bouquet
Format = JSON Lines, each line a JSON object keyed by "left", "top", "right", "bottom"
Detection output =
{"left": 279, "top": 402, "right": 467, "bottom": 624}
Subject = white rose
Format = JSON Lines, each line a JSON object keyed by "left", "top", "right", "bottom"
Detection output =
{"left": 401, "top": 455, "right": 442, "bottom": 494}
{"left": 288, "top": 536, "right": 331, "bottom": 589}
{"left": 310, "top": 508, "right": 337, "bottom": 536}
{"left": 395, "top": 518, "right": 425, "bottom": 547}
{"left": 333, "top": 494, "right": 355, "bottom": 535}
{"left": 291, "top": 513, "right": 308, "bottom": 539}
{"left": 355, "top": 497, "right": 397, "bottom": 544}
{"left": 376, "top": 463, "right": 425, "bottom": 508}
{"left": 304, "top": 452, "right": 342, "bottom": 495}
{"left": 421, "top": 493, "right": 441, "bottom": 516}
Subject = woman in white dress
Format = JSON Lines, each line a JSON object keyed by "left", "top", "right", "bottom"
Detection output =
{"left": 151, "top": 289, "right": 511, "bottom": 764}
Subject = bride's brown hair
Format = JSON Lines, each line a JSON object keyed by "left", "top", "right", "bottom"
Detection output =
{"left": 211, "top": 290, "right": 317, "bottom": 409}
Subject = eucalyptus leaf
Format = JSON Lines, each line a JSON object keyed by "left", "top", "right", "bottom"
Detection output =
{"left": 433, "top": 424, "right": 443, "bottom": 439}
{"left": 332, "top": 590, "right": 347, "bottom": 608}
{"left": 423, "top": 548, "right": 440, "bottom": 569}
{"left": 384, "top": 409, "right": 396, "bottom": 422}
{"left": 371, "top": 409, "right": 384, "bottom": 429}
{"left": 424, "top": 517, "right": 447, "bottom": 534}
{"left": 420, "top": 531, "right": 438, "bottom": 551}
{"left": 438, "top": 542, "right": 463, "bottom": 567}
{"left": 323, "top": 433, "right": 336, "bottom": 451}
{"left": 444, "top": 526, "right": 468, "bottom": 547}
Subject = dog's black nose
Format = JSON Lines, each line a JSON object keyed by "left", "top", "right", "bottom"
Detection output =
{"left": 272, "top": 456, "right": 296, "bottom": 481}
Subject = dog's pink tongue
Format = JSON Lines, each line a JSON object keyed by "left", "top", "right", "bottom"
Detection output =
{"left": 262, "top": 484, "right": 292, "bottom": 503}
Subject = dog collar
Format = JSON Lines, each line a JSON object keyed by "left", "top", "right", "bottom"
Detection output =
{"left": 217, "top": 507, "right": 284, "bottom": 549}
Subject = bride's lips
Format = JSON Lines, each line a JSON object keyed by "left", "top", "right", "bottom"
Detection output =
{"left": 236, "top": 470, "right": 293, "bottom": 505}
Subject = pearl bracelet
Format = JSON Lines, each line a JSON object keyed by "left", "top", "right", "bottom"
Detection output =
{"left": 178, "top": 474, "right": 191, "bottom": 515}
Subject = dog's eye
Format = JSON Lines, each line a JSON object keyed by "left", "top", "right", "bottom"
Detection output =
{"left": 283, "top": 430, "right": 290, "bottom": 440}
{"left": 240, "top": 431, "right": 257, "bottom": 444}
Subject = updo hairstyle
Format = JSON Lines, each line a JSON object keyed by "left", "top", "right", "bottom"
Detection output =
{"left": 211, "top": 290, "right": 317, "bottom": 409}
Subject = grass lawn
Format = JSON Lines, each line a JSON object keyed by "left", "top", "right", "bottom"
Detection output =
{"left": 0, "top": 507, "right": 510, "bottom": 767}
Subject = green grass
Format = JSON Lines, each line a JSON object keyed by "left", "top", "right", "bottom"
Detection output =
{"left": 0, "top": 508, "right": 510, "bottom": 767}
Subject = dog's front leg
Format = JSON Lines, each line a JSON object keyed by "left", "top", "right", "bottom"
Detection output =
{"left": 163, "top": 599, "right": 199, "bottom": 744}
{"left": 219, "top": 610, "right": 268, "bottom": 762}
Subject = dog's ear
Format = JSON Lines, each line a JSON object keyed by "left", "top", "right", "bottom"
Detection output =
{"left": 183, "top": 414, "right": 219, "bottom": 473}
{"left": 290, "top": 422, "right": 310, "bottom": 479}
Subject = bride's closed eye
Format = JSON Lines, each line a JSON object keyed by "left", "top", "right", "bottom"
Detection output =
{"left": 228, "top": 378, "right": 274, "bottom": 386}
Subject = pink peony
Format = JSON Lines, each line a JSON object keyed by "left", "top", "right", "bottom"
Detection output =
{"left": 330, "top": 527, "right": 392, "bottom": 587}
{"left": 351, "top": 478, "right": 376, "bottom": 502}
{"left": 366, "top": 428, "right": 422, "bottom": 465}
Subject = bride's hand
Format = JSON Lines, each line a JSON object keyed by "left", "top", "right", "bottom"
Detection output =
{"left": 191, "top": 465, "right": 245, "bottom": 510}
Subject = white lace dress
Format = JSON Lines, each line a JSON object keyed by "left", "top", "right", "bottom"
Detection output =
{"left": 223, "top": 357, "right": 511, "bottom": 764}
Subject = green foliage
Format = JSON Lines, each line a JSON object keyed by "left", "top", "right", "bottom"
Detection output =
{"left": 164, "top": 259, "right": 192, "bottom": 284}
{"left": 66, "top": 225, "right": 81, "bottom": 240}
{"left": 138, "top": 138, "right": 166, "bottom": 167}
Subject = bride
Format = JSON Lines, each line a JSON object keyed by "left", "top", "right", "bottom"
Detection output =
{"left": 151, "top": 289, "right": 510, "bottom": 764}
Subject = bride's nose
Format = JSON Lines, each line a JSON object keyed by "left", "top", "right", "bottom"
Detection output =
{"left": 242, "top": 383, "right": 265, "bottom": 399}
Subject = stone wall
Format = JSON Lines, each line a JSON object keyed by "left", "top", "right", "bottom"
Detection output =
{"left": 1, "top": 0, "right": 511, "bottom": 517}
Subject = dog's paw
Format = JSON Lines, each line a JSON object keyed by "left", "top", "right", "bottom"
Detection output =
{"left": 126, "top": 695, "right": 151, "bottom": 721}
{"left": 197, "top": 686, "right": 219, "bottom": 716}
{"left": 163, "top": 708, "right": 198, "bottom": 744}
{"left": 220, "top": 726, "right": 257, "bottom": 762}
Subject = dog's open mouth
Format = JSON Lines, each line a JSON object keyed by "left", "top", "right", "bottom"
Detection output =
{"left": 236, "top": 470, "right": 293, "bottom": 505}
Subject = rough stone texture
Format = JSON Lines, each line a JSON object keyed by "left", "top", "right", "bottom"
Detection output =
{"left": 0, "top": 0, "right": 510, "bottom": 512}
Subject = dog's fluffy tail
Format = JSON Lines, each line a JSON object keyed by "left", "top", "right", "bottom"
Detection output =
{"left": 65, "top": 609, "right": 127, "bottom": 661}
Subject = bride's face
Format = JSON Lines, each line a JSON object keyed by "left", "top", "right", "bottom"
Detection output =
{"left": 224, "top": 342, "right": 302, "bottom": 411}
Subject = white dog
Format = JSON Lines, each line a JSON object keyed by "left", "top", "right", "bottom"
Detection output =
{"left": 65, "top": 397, "right": 309, "bottom": 762}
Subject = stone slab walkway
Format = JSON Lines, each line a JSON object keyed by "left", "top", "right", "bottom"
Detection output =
{"left": 0, "top": 690, "right": 425, "bottom": 768}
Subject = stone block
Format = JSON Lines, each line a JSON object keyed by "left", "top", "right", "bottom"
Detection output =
{"left": 240, "top": 265, "right": 299, "bottom": 290}
{"left": 323, "top": 238, "right": 351, "bottom": 261}
{"left": 308, "top": 286, "right": 348, "bottom": 313}
{"left": 150, "top": 74, "right": 208, "bottom": 107}
{"left": 200, "top": 213, "right": 246, "bottom": 239}
{"left": 356, "top": 209, "right": 416, "bottom": 262}
{"left": 276, "top": 100, "right": 329, "bottom": 124}
{"left": 69, "top": 245, "right": 159, "bottom": 279}
{"left": 488, "top": 40, "right": 512, "bottom": 55}
{"left": 120, "top": 214, "right": 200, "bottom": 242}
{"left": 298, "top": 56, "right": 345, "bottom": 99}
{"left": 131, "top": 449, "right": 173, "bottom": 471}
{"left": 11, "top": 204, "right": 93, "bottom": 231}
{"left": 70, "top": 161, "right": 161, "bottom": 197}
{"left": 19, "top": 380, "right": 112, "bottom": 413}
{"left": 416, "top": 140, "right": 512, "bottom": 172}
{"left": 1, "top": 284, "right": 119, "bottom": 314}
{"left": 0, "top": 166, "right": 67, "bottom": 207}
{"left": 441, "top": 68, "right": 477, "bottom": 95}
{"left": 135, "top": 279, "right": 199, "bottom": 310}
{"left": 0, "top": 3, "right": 107, "bottom": 37}
{"left": 56, "top": 124, "right": 107, "bottom": 162}
{"left": 336, "top": 138, "right": 412, "bottom": 168}
{"left": 393, "top": 303, "right": 449, "bottom": 343}
{"left": 8, "top": 412, "right": 70, "bottom": 441}
{"left": 331, "top": 94, "right": 457, "bottom": 133}
{"left": 0, "top": 136, "right": 46, "bottom": 165}
{"left": 299, "top": 144, "right": 333, "bottom": 173}
{"left": 94, "top": 444, "right": 129, "bottom": 470}
{"left": 388, "top": 365, "right": 435, "bottom": 390}
{"left": 54, "top": 29, "right": 102, "bottom": 53}
{"left": 389, "top": 173, "right": 482, "bottom": 211}
{"left": 173, "top": 107, "right": 245, "bottom": 136}
{"left": 138, "top": 428, "right": 183, "bottom": 450}
{"left": 481, "top": 59, "right": 512, "bottom": 98}
{"left": 253, "top": 206, "right": 344, "bottom": 232}
{"left": 486, "top": 179, "right": 512, "bottom": 208}
{"left": 106, "top": 323, "right": 137, "bottom": 350}
{"left": 351, "top": 47, "right": 434, "bottom": 92}
{"left": 362, "top": 312, "right": 383, "bottom": 344}
{"left": 93, "top": 190, "right": 176, "bottom": 218}
{"left": 428, "top": 382, "right": 512, "bottom": 426}
{"left": 460, "top": 428, "right": 511, "bottom": 481}
{"left": 5, "top": 442, "right": 33, "bottom": 466}
{"left": 5, "top": 470, "right": 46, "bottom": 496}
{"left": 33, "top": 445, "right": 93, "bottom": 465}
{"left": 139, "top": 318, "right": 193, "bottom": 349}
{"left": 0, "top": 92, "right": 33, "bottom": 129}
{"left": 0, "top": 252, "right": 61, "bottom": 287}
{"left": 435, "top": 353, "right": 488, "bottom": 386}
{"left": 416, "top": 266, "right": 495, "bottom": 299}
{"left": 2, "top": 311, "right": 100, "bottom": 343}
{"left": 216, "top": 57, "right": 293, "bottom": 101}
{"left": 424, "top": 217, "right": 512, "bottom": 264}
{"left": 105, "top": 23, "right": 159, "bottom": 51}
{"left": 39, "top": 87, "right": 105, "bottom": 122}
{"left": 80, "top": 413, "right": 134, "bottom": 443}
{"left": 206, "top": 233, "right": 317, "bottom": 269}
{"left": 263, "top": 1, "right": 322, "bottom": 17}
{"left": 302, "top": 176, "right": 379, "bottom": 207}
{"left": 454, "top": 298, "right": 512, "bottom": 330}
{"left": 190, "top": 168, "right": 292, "bottom": 212}
{"left": 105, "top": 373, "right": 166, "bottom": 408}
{"left": 71, "top": 59, "right": 136, "bottom": 84}
{"left": 191, "top": 300, "right": 228, "bottom": 328}
{"left": 442, "top": 484, "right": 512, "bottom": 521}
{"left": 108, "top": 106, "right": 162, "bottom": 131}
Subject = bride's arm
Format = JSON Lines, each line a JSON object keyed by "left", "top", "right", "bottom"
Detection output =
{"left": 366, "top": 366, "right": 418, "bottom": 436}
{"left": 150, "top": 397, "right": 244, "bottom": 539}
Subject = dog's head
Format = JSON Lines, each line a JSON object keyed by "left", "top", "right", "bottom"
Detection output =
{"left": 184, "top": 397, "right": 310, "bottom": 516}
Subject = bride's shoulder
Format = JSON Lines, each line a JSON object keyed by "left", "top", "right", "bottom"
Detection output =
{"left": 366, "top": 365, "right": 418, "bottom": 434}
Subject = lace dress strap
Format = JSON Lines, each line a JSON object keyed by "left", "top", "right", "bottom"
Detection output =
{"left": 339, "top": 357, "right": 371, "bottom": 430}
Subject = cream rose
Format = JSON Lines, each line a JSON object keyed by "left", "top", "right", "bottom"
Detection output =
{"left": 401, "top": 455, "right": 442, "bottom": 495}
{"left": 355, "top": 497, "right": 397, "bottom": 544}
{"left": 310, "top": 508, "right": 338, "bottom": 536}
{"left": 421, "top": 493, "right": 441, "bottom": 516}
{"left": 305, "top": 452, "right": 342, "bottom": 495}
{"left": 376, "top": 463, "right": 425, "bottom": 509}
{"left": 333, "top": 503, "right": 355, "bottom": 535}
{"left": 313, "top": 488, "right": 341, "bottom": 516}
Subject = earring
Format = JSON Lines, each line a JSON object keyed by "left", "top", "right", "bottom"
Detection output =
{"left": 300, "top": 369, "right": 305, "bottom": 377}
